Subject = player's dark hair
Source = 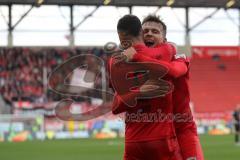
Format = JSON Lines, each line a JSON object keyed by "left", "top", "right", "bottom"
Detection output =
{"left": 117, "top": 14, "right": 142, "bottom": 37}
{"left": 142, "top": 15, "right": 167, "bottom": 37}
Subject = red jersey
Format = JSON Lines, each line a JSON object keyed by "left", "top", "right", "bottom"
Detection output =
{"left": 110, "top": 43, "right": 177, "bottom": 142}
{"left": 109, "top": 43, "right": 203, "bottom": 158}
{"left": 134, "top": 42, "right": 176, "bottom": 61}
{"left": 172, "top": 57, "right": 204, "bottom": 160}
{"left": 172, "top": 57, "right": 196, "bottom": 133}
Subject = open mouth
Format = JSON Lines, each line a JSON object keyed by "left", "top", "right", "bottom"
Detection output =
{"left": 145, "top": 41, "right": 155, "bottom": 47}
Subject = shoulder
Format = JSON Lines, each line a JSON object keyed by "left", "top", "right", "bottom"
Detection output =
{"left": 174, "top": 54, "right": 187, "bottom": 60}
{"left": 174, "top": 53, "right": 189, "bottom": 61}
{"left": 173, "top": 54, "right": 190, "bottom": 65}
{"left": 155, "top": 42, "right": 176, "bottom": 60}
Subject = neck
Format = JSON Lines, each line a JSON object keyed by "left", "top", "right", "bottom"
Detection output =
{"left": 131, "top": 37, "right": 144, "bottom": 46}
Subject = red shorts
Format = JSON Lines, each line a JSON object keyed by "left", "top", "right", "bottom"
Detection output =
{"left": 124, "top": 138, "right": 183, "bottom": 160}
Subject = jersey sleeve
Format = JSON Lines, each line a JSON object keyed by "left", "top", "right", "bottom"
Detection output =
{"left": 173, "top": 53, "right": 190, "bottom": 67}
{"left": 112, "top": 91, "right": 139, "bottom": 114}
{"left": 151, "top": 42, "right": 176, "bottom": 62}
{"left": 162, "top": 42, "right": 177, "bottom": 61}
{"left": 132, "top": 53, "right": 188, "bottom": 78}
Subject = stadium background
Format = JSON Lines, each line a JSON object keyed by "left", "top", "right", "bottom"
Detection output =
{"left": 0, "top": 0, "right": 240, "bottom": 160}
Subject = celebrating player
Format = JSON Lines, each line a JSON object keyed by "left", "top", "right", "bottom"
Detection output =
{"left": 109, "top": 14, "right": 187, "bottom": 160}
{"left": 140, "top": 15, "right": 204, "bottom": 160}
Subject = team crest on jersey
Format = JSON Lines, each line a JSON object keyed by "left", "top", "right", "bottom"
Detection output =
{"left": 174, "top": 53, "right": 186, "bottom": 60}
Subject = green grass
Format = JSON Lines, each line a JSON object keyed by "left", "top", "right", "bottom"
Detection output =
{"left": 0, "top": 135, "right": 239, "bottom": 160}
{"left": 200, "top": 134, "right": 240, "bottom": 160}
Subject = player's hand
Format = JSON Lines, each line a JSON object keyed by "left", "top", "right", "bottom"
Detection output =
{"left": 111, "top": 53, "right": 127, "bottom": 65}
{"left": 123, "top": 47, "right": 137, "bottom": 61}
{"left": 139, "top": 80, "right": 170, "bottom": 97}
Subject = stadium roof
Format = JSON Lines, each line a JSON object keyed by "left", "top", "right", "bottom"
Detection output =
{"left": 0, "top": 0, "right": 239, "bottom": 8}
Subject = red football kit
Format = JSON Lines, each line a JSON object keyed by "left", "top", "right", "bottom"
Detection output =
{"left": 109, "top": 43, "right": 186, "bottom": 160}
{"left": 109, "top": 42, "right": 204, "bottom": 160}
{"left": 132, "top": 50, "right": 204, "bottom": 160}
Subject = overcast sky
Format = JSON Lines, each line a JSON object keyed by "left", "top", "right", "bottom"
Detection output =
{"left": 0, "top": 5, "right": 239, "bottom": 46}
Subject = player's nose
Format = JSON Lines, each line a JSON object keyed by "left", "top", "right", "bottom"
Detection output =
{"left": 146, "top": 31, "right": 154, "bottom": 36}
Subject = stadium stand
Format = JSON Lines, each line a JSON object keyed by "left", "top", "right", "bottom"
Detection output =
{"left": 190, "top": 46, "right": 240, "bottom": 119}
{"left": 1, "top": 47, "right": 240, "bottom": 116}
{"left": 0, "top": 47, "right": 106, "bottom": 103}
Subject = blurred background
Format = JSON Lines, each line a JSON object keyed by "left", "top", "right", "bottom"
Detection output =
{"left": 0, "top": 0, "right": 240, "bottom": 160}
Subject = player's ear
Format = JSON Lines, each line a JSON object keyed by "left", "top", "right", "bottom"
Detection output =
{"left": 120, "top": 40, "right": 132, "bottom": 50}
{"left": 118, "top": 31, "right": 128, "bottom": 42}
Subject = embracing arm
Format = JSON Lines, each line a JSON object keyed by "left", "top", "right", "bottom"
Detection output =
{"left": 132, "top": 53, "right": 188, "bottom": 78}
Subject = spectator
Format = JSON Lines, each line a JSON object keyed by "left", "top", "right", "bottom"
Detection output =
{"left": 233, "top": 104, "right": 240, "bottom": 145}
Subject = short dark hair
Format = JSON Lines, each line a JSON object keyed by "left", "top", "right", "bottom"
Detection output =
{"left": 117, "top": 14, "right": 142, "bottom": 37}
{"left": 142, "top": 15, "right": 167, "bottom": 37}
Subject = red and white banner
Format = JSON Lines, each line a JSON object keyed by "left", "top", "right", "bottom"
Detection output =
{"left": 192, "top": 46, "right": 240, "bottom": 59}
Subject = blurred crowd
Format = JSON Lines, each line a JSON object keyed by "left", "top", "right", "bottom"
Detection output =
{"left": 0, "top": 47, "right": 108, "bottom": 106}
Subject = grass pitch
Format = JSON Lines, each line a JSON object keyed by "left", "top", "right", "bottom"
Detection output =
{"left": 0, "top": 134, "right": 239, "bottom": 160}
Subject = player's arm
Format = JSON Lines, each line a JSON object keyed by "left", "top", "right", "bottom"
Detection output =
{"left": 123, "top": 44, "right": 187, "bottom": 78}
{"left": 112, "top": 92, "right": 137, "bottom": 114}
{"left": 132, "top": 52, "right": 188, "bottom": 78}
{"left": 112, "top": 81, "right": 169, "bottom": 114}
{"left": 156, "top": 42, "right": 177, "bottom": 62}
